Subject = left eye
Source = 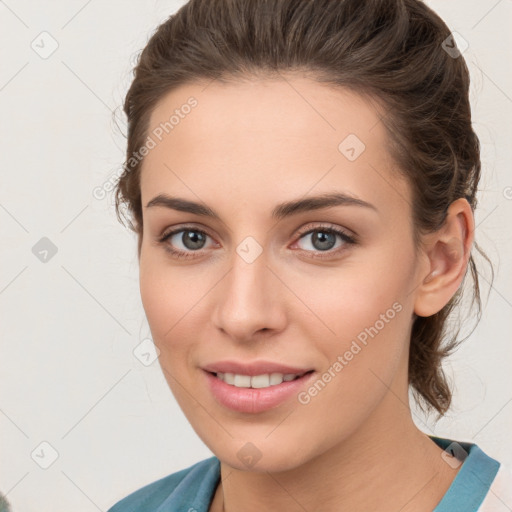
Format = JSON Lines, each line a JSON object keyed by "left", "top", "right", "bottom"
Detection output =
{"left": 294, "top": 228, "right": 355, "bottom": 253}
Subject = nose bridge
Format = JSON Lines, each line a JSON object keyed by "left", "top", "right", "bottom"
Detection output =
{"left": 212, "top": 238, "right": 285, "bottom": 340}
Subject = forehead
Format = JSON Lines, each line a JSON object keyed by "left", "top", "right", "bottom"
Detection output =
{"left": 146, "top": 75, "right": 386, "bottom": 159}
{"left": 140, "top": 75, "right": 411, "bottom": 220}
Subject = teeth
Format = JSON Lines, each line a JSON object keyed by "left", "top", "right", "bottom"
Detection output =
{"left": 234, "top": 374, "right": 251, "bottom": 387}
{"left": 269, "top": 373, "right": 283, "bottom": 385}
{"left": 215, "top": 372, "right": 303, "bottom": 388}
{"left": 251, "top": 374, "right": 270, "bottom": 388}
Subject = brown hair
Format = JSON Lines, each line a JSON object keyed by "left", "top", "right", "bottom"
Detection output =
{"left": 114, "top": 0, "right": 492, "bottom": 416}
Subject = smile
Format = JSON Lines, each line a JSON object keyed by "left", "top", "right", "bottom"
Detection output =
{"left": 203, "top": 368, "right": 316, "bottom": 413}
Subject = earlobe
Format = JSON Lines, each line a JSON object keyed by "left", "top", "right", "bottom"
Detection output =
{"left": 414, "top": 198, "right": 475, "bottom": 317}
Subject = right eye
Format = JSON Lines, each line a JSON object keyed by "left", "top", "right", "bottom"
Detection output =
{"left": 158, "top": 227, "right": 217, "bottom": 259}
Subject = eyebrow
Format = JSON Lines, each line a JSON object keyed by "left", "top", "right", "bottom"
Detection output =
{"left": 145, "top": 192, "right": 377, "bottom": 220}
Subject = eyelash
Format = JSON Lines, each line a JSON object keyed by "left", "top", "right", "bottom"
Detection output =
{"left": 157, "top": 223, "right": 357, "bottom": 261}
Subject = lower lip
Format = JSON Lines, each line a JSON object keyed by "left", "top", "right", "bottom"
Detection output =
{"left": 203, "top": 370, "right": 315, "bottom": 414}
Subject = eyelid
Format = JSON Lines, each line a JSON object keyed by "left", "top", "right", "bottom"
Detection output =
{"left": 159, "top": 222, "right": 215, "bottom": 241}
{"left": 293, "top": 222, "right": 357, "bottom": 243}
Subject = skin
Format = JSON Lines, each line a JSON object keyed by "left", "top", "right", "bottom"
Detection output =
{"left": 138, "top": 74, "right": 474, "bottom": 512}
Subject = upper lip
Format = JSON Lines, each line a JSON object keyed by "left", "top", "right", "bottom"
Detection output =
{"left": 202, "top": 360, "right": 314, "bottom": 376}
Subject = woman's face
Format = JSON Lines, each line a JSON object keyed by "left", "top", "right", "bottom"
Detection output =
{"left": 139, "top": 75, "right": 428, "bottom": 472}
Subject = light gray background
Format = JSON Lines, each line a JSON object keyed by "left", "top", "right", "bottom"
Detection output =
{"left": 0, "top": 1, "right": 511, "bottom": 510}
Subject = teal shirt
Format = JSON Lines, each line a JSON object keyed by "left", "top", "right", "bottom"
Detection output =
{"left": 107, "top": 437, "right": 501, "bottom": 512}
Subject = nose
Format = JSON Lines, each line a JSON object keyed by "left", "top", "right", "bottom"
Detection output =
{"left": 211, "top": 246, "right": 287, "bottom": 343}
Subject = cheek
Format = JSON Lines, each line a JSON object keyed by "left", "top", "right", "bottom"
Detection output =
{"left": 139, "top": 262, "right": 171, "bottom": 339}
{"left": 139, "top": 259, "right": 201, "bottom": 407}
{"left": 139, "top": 251, "right": 216, "bottom": 379}
{"left": 289, "top": 258, "right": 408, "bottom": 343}
{"left": 286, "top": 278, "right": 410, "bottom": 453}
{"left": 307, "top": 281, "right": 406, "bottom": 388}
{"left": 286, "top": 245, "right": 414, "bottom": 394}
{"left": 139, "top": 252, "right": 193, "bottom": 347}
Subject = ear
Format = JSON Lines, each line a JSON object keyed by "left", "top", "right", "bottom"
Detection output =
{"left": 414, "top": 198, "right": 475, "bottom": 317}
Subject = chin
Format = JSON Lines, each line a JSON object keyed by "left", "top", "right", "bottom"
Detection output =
{"left": 200, "top": 432, "right": 315, "bottom": 473}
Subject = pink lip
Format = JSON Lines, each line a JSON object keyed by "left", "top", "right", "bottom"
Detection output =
{"left": 202, "top": 360, "right": 313, "bottom": 376}
{"left": 202, "top": 366, "right": 316, "bottom": 414}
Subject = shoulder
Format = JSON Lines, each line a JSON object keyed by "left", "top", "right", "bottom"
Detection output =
{"left": 107, "top": 456, "right": 220, "bottom": 512}
{"left": 429, "top": 436, "right": 512, "bottom": 512}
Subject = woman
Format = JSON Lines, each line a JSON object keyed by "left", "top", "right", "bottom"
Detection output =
{"left": 108, "top": 0, "right": 511, "bottom": 510}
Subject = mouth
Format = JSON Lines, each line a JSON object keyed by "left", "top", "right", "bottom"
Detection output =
{"left": 202, "top": 367, "right": 316, "bottom": 414}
